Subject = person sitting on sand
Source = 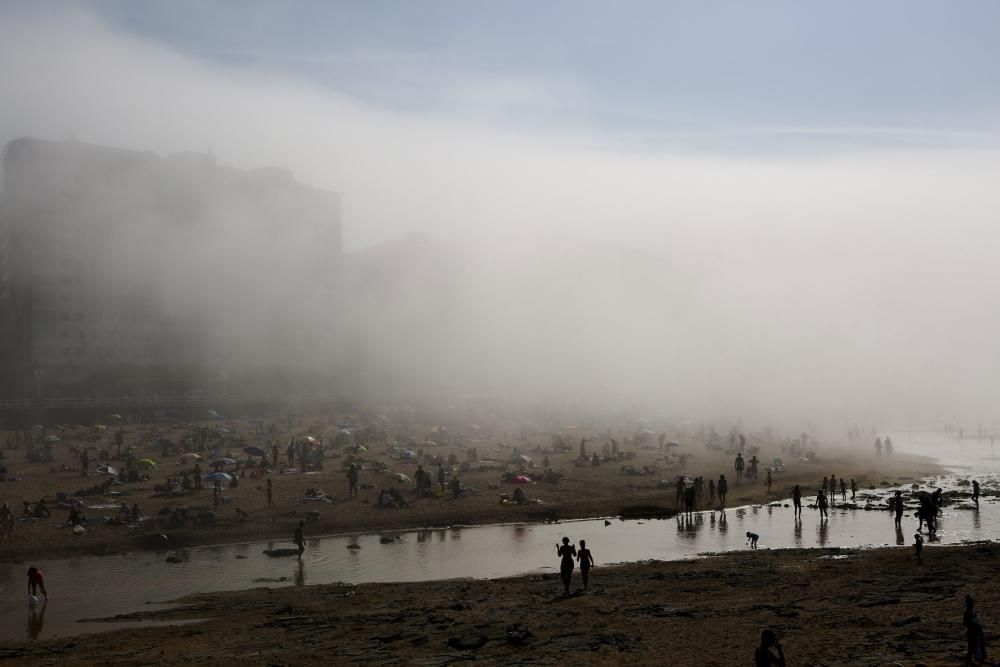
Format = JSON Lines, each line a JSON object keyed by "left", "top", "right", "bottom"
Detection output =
{"left": 754, "top": 629, "right": 786, "bottom": 666}
{"left": 746, "top": 531, "right": 759, "bottom": 549}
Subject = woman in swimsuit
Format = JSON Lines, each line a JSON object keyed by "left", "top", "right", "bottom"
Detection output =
{"left": 556, "top": 537, "right": 576, "bottom": 595}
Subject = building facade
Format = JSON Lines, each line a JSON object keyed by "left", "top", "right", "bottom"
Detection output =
{"left": 0, "top": 138, "right": 341, "bottom": 398}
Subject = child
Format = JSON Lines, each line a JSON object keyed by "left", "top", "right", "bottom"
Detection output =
{"left": 913, "top": 532, "right": 923, "bottom": 563}
{"left": 746, "top": 531, "right": 759, "bottom": 549}
{"left": 576, "top": 539, "right": 595, "bottom": 590}
{"left": 27, "top": 566, "right": 48, "bottom": 601}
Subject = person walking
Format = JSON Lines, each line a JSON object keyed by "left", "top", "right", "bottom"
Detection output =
{"left": 27, "top": 567, "right": 48, "bottom": 601}
{"left": 576, "top": 539, "right": 595, "bottom": 590}
{"left": 817, "top": 490, "right": 829, "bottom": 521}
{"left": 556, "top": 537, "right": 576, "bottom": 595}
{"left": 972, "top": 480, "right": 981, "bottom": 507}
{"left": 718, "top": 474, "right": 728, "bottom": 507}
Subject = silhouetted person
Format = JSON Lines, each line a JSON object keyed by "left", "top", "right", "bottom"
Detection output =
{"left": 884, "top": 436, "right": 893, "bottom": 456}
{"left": 914, "top": 532, "right": 923, "bottom": 563}
{"left": 735, "top": 453, "right": 745, "bottom": 485}
{"left": 556, "top": 537, "right": 576, "bottom": 594}
{"left": 791, "top": 485, "right": 802, "bottom": 517}
{"left": 718, "top": 475, "right": 728, "bottom": 507}
{"left": 754, "top": 629, "right": 786, "bottom": 666}
{"left": 27, "top": 567, "right": 47, "bottom": 600}
{"left": 972, "top": 480, "right": 980, "bottom": 506}
{"left": 683, "top": 484, "right": 696, "bottom": 517}
{"left": 875, "top": 437, "right": 882, "bottom": 458}
{"left": 765, "top": 470, "right": 773, "bottom": 494}
{"left": 746, "top": 531, "right": 759, "bottom": 549}
{"left": 675, "top": 477, "right": 684, "bottom": 507}
{"left": 892, "top": 490, "right": 904, "bottom": 527}
{"left": 850, "top": 478, "right": 857, "bottom": 500}
{"left": 294, "top": 520, "right": 305, "bottom": 557}
{"left": 963, "top": 594, "right": 988, "bottom": 665}
{"left": 577, "top": 539, "right": 594, "bottom": 590}
{"left": 708, "top": 478, "right": 715, "bottom": 504}
{"left": 817, "top": 490, "right": 828, "bottom": 521}
{"left": 347, "top": 463, "right": 359, "bottom": 498}
{"left": 839, "top": 478, "right": 847, "bottom": 502}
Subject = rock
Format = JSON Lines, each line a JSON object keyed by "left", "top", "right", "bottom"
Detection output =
{"left": 447, "top": 634, "right": 488, "bottom": 650}
{"left": 165, "top": 556, "right": 182, "bottom": 564}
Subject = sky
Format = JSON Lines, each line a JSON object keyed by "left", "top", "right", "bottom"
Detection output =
{"left": 2, "top": 2, "right": 1000, "bottom": 425}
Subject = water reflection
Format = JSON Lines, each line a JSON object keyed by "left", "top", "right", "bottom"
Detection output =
{"left": 27, "top": 602, "right": 47, "bottom": 640}
{"left": 294, "top": 559, "right": 305, "bottom": 587}
{"left": 817, "top": 520, "right": 829, "bottom": 547}
{"left": 793, "top": 518, "right": 802, "bottom": 547}
{"left": 895, "top": 525, "right": 905, "bottom": 545}
{"left": 718, "top": 510, "right": 728, "bottom": 533}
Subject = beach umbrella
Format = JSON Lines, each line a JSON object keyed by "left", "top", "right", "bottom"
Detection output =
{"left": 207, "top": 410, "right": 220, "bottom": 419}
{"left": 204, "top": 472, "right": 233, "bottom": 482}
{"left": 94, "top": 425, "right": 108, "bottom": 431}
{"left": 514, "top": 454, "right": 532, "bottom": 464}
{"left": 422, "top": 440, "right": 438, "bottom": 448}
{"left": 210, "top": 458, "right": 236, "bottom": 467}
{"left": 336, "top": 429, "right": 352, "bottom": 437}
{"left": 301, "top": 436, "right": 318, "bottom": 445}
{"left": 400, "top": 449, "right": 417, "bottom": 459}
{"left": 215, "top": 426, "right": 230, "bottom": 434}
{"left": 136, "top": 458, "right": 157, "bottom": 469}
{"left": 512, "top": 475, "right": 532, "bottom": 484}
{"left": 243, "top": 446, "right": 266, "bottom": 457}
{"left": 43, "top": 435, "right": 60, "bottom": 444}
{"left": 97, "top": 464, "right": 118, "bottom": 476}
{"left": 393, "top": 473, "right": 412, "bottom": 483}
{"left": 179, "top": 453, "right": 202, "bottom": 463}
{"left": 110, "top": 414, "right": 123, "bottom": 421}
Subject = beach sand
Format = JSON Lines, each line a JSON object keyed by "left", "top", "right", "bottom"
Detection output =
{"left": 1, "top": 542, "right": 994, "bottom": 665}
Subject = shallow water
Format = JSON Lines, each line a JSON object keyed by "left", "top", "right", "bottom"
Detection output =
{"left": 1, "top": 431, "right": 997, "bottom": 642}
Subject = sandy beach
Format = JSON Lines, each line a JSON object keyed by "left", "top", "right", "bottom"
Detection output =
{"left": 0, "top": 422, "right": 943, "bottom": 563}
{"left": 2, "top": 542, "right": 995, "bottom": 665}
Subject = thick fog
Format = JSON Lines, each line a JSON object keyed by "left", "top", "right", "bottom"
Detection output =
{"left": 3, "top": 7, "right": 1000, "bottom": 427}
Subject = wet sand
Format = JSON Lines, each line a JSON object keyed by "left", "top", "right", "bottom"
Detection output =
{"left": 0, "top": 423, "right": 944, "bottom": 563}
{"left": 2, "top": 542, "right": 995, "bottom": 665}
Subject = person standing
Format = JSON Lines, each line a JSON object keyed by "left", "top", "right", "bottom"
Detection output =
{"left": 972, "top": 480, "right": 981, "bottom": 507}
{"left": 765, "top": 470, "right": 773, "bottom": 494}
{"left": 850, "top": 478, "right": 857, "bottom": 501}
{"left": 556, "top": 537, "right": 576, "bottom": 595}
{"left": 963, "top": 594, "right": 988, "bottom": 665}
{"left": 577, "top": 539, "right": 595, "bottom": 590}
{"left": 875, "top": 437, "right": 883, "bottom": 458}
{"left": 347, "top": 464, "right": 359, "bottom": 498}
{"left": 735, "top": 453, "right": 745, "bottom": 486}
{"left": 293, "top": 520, "right": 305, "bottom": 557}
{"left": 884, "top": 436, "right": 893, "bottom": 457}
{"left": 718, "top": 474, "right": 728, "bottom": 507}
{"left": 839, "top": 478, "right": 847, "bottom": 502}
{"left": 708, "top": 478, "right": 716, "bottom": 504}
{"left": 791, "top": 485, "right": 802, "bottom": 517}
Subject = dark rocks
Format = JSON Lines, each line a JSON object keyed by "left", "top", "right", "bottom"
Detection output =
{"left": 447, "top": 633, "right": 487, "bottom": 650}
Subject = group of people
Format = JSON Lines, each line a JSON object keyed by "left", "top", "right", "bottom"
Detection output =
{"left": 555, "top": 537, "right": 595, "bottom": 594}
{"left": 874, "top": 436, "right": 894, "bottom": 458}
